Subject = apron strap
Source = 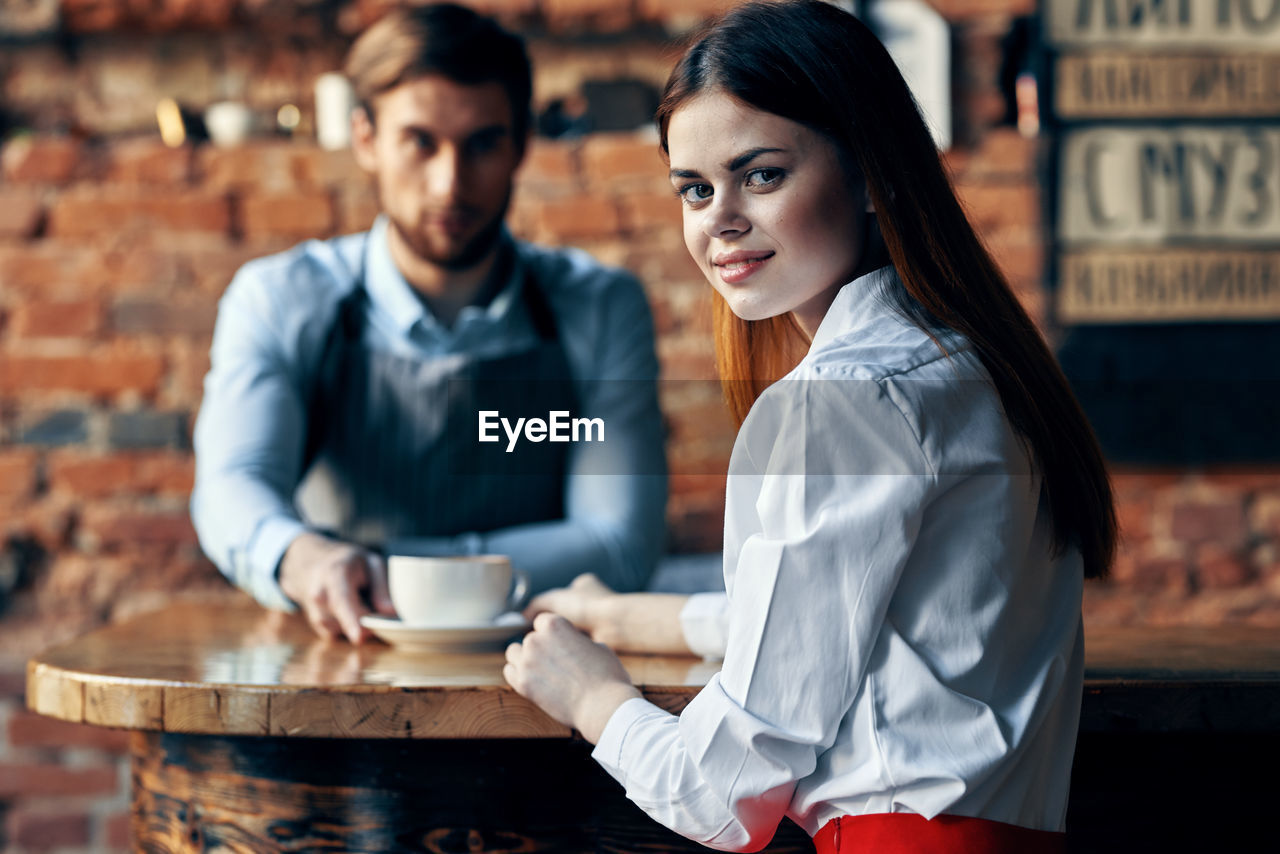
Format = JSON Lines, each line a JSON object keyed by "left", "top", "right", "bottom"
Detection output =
{"left": 812, "top": 814, "right": 1067, "bottom": 854}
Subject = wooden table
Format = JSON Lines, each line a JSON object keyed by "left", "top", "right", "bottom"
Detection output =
{"left": 27, "top": 603, "right": 1280, "bottom": 853}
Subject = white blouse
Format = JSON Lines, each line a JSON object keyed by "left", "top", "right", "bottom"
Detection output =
{"left": 592, "top": 267, "right": 1084, "bottom": 850}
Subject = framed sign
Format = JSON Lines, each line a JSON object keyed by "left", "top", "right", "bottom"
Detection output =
{"left": 1048, "top": 1, "right": 1280, "bottom": 48}
{"left": 1058, "top": 125, "right": 1280, "bottom": 245}
{"left": 1055, "top": 52, "right": 1280, "bottom": 118}
{"left": 1044, "top": 0, "right": 1280, "bottom": 462}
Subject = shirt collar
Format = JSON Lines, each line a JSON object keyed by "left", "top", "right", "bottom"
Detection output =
{"left": 362, "top": 215, "right": 524, "bottom": 338}
{"left": 808, "top": 264, "right": 900, "bottom": 353}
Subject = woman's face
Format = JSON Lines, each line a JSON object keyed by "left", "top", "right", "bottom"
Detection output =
{"left": 666, "top": 91, "right": 867, "bottom": 338}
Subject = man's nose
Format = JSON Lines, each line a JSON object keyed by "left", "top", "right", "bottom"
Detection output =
{"left": 425, "top": 147, "right": 465, "bottom": 201}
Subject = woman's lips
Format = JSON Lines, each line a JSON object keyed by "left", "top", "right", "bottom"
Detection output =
{"left": 713, "top": 251, "right": 775, "bottom": 284}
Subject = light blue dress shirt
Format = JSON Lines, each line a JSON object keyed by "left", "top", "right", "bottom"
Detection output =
{"left": 191, "top": 216, "right": 667, "bottom": 611}
{"left": 594, "top": 266, "right": 1084, "bottom": 848}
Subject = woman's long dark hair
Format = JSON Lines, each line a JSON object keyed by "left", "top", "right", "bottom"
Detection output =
{"left": 657, "top": 0, "right": 1115, "bottom": 579}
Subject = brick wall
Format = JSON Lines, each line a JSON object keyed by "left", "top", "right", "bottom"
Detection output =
{"left": 1, "top": 1, "right": 1277, "bottom": 851}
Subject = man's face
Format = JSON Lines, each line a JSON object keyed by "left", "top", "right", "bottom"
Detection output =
{"left": 353, "top": 75, "right": 525, "bottom": 270}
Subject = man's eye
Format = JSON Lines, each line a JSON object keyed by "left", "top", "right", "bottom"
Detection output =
{"left": 676, "top": 183, "right": 713, "bottom": 205}
{"left": 467, "top": 134, "right": 504, "bottom": 156}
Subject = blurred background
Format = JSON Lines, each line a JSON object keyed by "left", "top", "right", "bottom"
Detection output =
{"left": 1, "top": 0, "right": 1277, "bottom": 850}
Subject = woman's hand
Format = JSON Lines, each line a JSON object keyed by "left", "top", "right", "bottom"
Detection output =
{"left": 524, "top": 573, "right": 617, "bottom": 636}
{"left": 526, "top": 573, "right": 694, "bottom": 656}
{"left": 503, "top": 612, "right": 641, "bottom": 743}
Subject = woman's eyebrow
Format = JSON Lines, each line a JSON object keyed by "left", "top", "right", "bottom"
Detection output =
{"left": 725, "top": 146, "right": 785, "bottom": 172}
{"left": 669, "top": 146, "right": 788, "bottom": 180}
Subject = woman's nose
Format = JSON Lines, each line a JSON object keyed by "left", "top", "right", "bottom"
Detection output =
{"left": 703, "top": 193, "right": 750, "bottom": 238}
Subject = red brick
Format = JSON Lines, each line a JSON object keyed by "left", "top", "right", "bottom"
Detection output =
{"left": 197, "top": 143, "right": 314, "bottom": 193}
{"left": 638, "top": 0, "right": 738, "bottom": 20}
{"left": 931, "top": 0, "right": 1036, "bottom": 18}
{"left": 44, "top": 453, "right": 133, "bottom": 498}
{"left": 102, "top": 138, "right": 194, "bottom": 185}
{"left": 522, "top": 140, "right": 577, "bottom": 182}
{"left": 1128, "top": 555, "right": 1191, "bottom": 594}
{"left": 240, "top": 193, "right": 336, "bottom": 238}
{"left": 544, "top": 0, "right": 633, "bottom": 30}
{"left": 336, "top": 188, "right": 381, "bottom": 236}
{"left": 60, "top": 0, "right": 125, "bottom": 31}
{"left": 105, "top": 810, "right": 132, "bottom": 849}
{"left": 0, "top": 763, "right": 119, "bottom": 797}
{"left": 110, "top": 294, "right": 217, "bottom": 337}
{"left": 1194, "top": 547, "right": 1255, "bottom": 589}
{"left": 0, "top": 348, "right": 166, "bottom": 398}
{"left": 667, "top": 493, "right": 726, "bottom": 553}
{"left": 6, "top": 807, "right": 92, "bottom": 850}
{"left": 987, "top": 241, "right": 1044, "bottom": 291}
{"left": 1, "top": 136, "right": 82, "bottom": 184}
{"left": 954, "top": 182, "right": 1039, "bottom": 235}
{"left": 1198, "top": 469, "right": 1280, "bottom": 491}
{"left": 46, "top": 451, "right": 194, "bottom": 497}
{"left": 1115, "top": 495, "right": 1152, "bottom": 548}
{"left": 945, "top": 128, "right": 1036, "bottom": 182}
{"left": 77, "top": 506, "right": 198, "bottom": 552}
{"left": 544, "top": 0, "right": 624, "bottom": 14}
{"left": 533, "top": 196, "right": 620, "bottom": 239}
{"left": 0, "top": 189, "right": 44, "bottom": 237}
{"left": 293, "top": 146, "right": 367, "bottom": 188}
{"left": 10, "top": 299, "right": 104, "bottom": 340}
{"left": 36, "top": 553, "right": 134, "bottom": 610}
{"left": 1170, "top": 499, "right": 1249, "bottom": 545}
{"left": 62, "top": 0, "right": 235, "bottom": 32}
{"left": 581, "top": 133, "right": 666, "bottom": 184}
{"left": 48, "top": 189, "right": 231, "bottom": 237}
{"left": 620, "top": 191, "right": 683, "bottom": 232}
{"left": 7, "top": 709, "right": 131, "bottom": 753}
{"left": 0, "top": 449, "right": 40, "bottom": 511}
{"left": 0, "top": 243, "right": 186, "bottom": 298}
{"left": 1251, "top": 495, "right": 1280, "bottom": 538}
{"left": 657, "top": 341, "right": 718, "bottom": 380}
{"left": 1111, "top": 470, "right": 1186, "bottom": 496}
{"left": 669, "top": 472, "right": 728, "bottom": 501}
{"left": 0, "top": 667, "right": 29, "bottom": 700}
{"left": 1082, "top": 583, "right": 1141, "bottom": 627}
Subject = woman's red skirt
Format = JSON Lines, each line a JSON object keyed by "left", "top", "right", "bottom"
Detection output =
{"left": 812, "top": 813, "right": 1066, "bottom": 853}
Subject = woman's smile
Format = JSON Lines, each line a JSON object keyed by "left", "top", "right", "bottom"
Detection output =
{"left": 714, "top": 250, "right": 776, "bottom": 283}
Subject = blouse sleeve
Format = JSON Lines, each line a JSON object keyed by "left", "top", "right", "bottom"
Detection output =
{"left": 592, "top": 370, "right": 937, "bottom": 850}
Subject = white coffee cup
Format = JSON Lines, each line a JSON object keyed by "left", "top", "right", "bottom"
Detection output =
{"left": 387, "top": 555, "right": 529, "bottom": 626}
{"left": 204, "top": 101, "right": 254, "bottom": 147}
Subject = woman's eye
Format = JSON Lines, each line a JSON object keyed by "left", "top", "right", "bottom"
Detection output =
{"left": 676, "top": 183, "right": 713, "bottom": 205}
{"left": 745, "top": 168, "right": 783, "bottom": 189}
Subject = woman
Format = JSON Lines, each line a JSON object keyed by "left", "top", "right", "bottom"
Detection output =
{"left": 503, "top": 2, "right": 1115, "bottom": 851}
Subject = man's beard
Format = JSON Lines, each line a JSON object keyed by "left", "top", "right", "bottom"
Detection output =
{"left": 390, "top": 194, "right": 510, "bottom": 273}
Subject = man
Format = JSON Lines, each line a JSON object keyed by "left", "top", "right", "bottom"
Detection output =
{"left": 191, "top": 3, "right": 666, "bottom": 644}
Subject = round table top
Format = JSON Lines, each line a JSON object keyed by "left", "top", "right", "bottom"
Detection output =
{"left": 26, "top": 601, "right": 1280, "bottom": 738}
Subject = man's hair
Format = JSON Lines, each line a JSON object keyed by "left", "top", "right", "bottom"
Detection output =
{"left": 344, "top": 2, "right": 532, "bottom": 139}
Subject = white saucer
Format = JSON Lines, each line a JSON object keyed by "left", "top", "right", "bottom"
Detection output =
{"left": 360, "top": 612, "right": 530, "bottom": 651}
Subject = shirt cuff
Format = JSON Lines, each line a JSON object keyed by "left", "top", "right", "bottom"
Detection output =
{"left": 679, "top": 592, "right": 729, "bottom": 660}
{"left": 591, "top": 695, "right": 667, "bottom": 785}
{"left": 244, "top": 515, "right": 308, "bottom": 612}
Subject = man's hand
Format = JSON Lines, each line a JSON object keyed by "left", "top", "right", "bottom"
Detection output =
{"left": 503, "top": 612, "right": 641, "bottom": 743}
{"left": 279, "top": 531, "right": 395, "bottom": 644}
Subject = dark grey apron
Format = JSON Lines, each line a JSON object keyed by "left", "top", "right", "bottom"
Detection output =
{"left": 295, "top": 238, "right": 577, "bottom": 549}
